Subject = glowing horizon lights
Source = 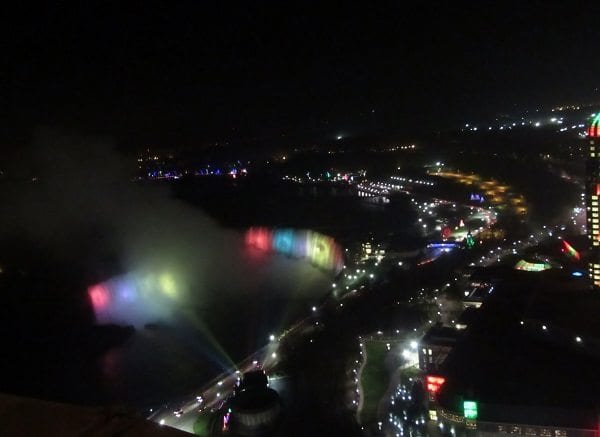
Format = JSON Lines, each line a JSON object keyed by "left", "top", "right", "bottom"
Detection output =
{"left": 245, "top": 227, "right": 344, "bottom": 272}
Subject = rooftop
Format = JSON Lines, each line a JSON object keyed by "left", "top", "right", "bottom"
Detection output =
{"left": 437, "top": 275, "right": 600, "bottom": 428}
{"left": 0, "top": 394, "right": 188, "bottom": 436}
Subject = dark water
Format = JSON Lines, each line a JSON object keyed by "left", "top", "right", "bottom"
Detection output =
{"left": 171, "top": 177, "right": 418, "bottom": 242}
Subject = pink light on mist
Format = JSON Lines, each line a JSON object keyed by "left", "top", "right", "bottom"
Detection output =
{"left": 88, "top": 284, "right": 110, "bottom": 310}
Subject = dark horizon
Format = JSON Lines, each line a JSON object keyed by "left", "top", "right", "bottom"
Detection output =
{"left": 3, "top": 1, "right": 600, "bottom": 152}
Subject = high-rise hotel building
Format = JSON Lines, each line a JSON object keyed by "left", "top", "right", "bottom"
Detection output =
{"left": 586, "top": 113, "right": 600, "bottom": 288}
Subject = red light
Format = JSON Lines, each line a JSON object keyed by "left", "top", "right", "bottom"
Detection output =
{"left": 589, "top": 114, "right": 600, "bottom": 137}
{"left": 88, "top": 284, "right": 110, "bottom": 310}
{"left": 426, "top": 375, "right": 446, "bottom": 394}
{"left": 245, "top": 228, "right": 272, "bottom": 251}
{"left": 596, "top": 184, "right": 600, "bottom": 196}
{"left": 562, "top": 240, "right": 581, "bottom": 261}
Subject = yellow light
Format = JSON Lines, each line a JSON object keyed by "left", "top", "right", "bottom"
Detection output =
{"left": 159, "top": 273, "right": 177, "bottom": 298}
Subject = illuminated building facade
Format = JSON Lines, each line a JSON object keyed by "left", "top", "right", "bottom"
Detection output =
{"left": 418, "top": 327, "right": 460, "bottom": 373}
{"left": 586, "top": 113, "right": 600, "bottom": 288}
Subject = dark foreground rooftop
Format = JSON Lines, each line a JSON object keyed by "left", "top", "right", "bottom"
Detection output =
{"left": 0, "top": 394, "right": 188, "bottom": 436}
{"left": 437, "top": 275, "right": 600, "bottom": 429}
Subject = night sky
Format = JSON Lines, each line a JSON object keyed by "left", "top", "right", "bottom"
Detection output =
{"left": 3, "top": 1, "right": 600, "bottom": 150}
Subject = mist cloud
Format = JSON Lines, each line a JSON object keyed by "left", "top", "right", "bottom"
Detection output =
{"left": 0, "top": 129, "right": 332, "bottom": 328}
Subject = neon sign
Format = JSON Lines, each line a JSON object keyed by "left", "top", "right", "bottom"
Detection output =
{"left": 561, "top": 240, "right": 580, "bottom": 261}
{"left": 426, "top": 375, "right": 446, "bottom": 394}
{"left": 588, "top": 113, "right": 600, "bottom": 138}
{"left": 463, "top": 400, "right": 478, "bottom": 419}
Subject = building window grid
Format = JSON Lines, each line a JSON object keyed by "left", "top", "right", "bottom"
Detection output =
{"left": 588, "top": 138, "right": 599, "bottom": 288}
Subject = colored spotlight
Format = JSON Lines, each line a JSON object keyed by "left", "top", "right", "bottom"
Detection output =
{"left": 88, "top": 284, "right": 110, "bottom": 311}
{"left": 159, "top": 273, "right": 177, "bottom": 298}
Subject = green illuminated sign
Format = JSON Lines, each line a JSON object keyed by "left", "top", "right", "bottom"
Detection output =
{"left": 463, "top": 400, "right": 478, "bottom": 419}
{"left": 465, "top": 233, "right": 475, "bottom": 249}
